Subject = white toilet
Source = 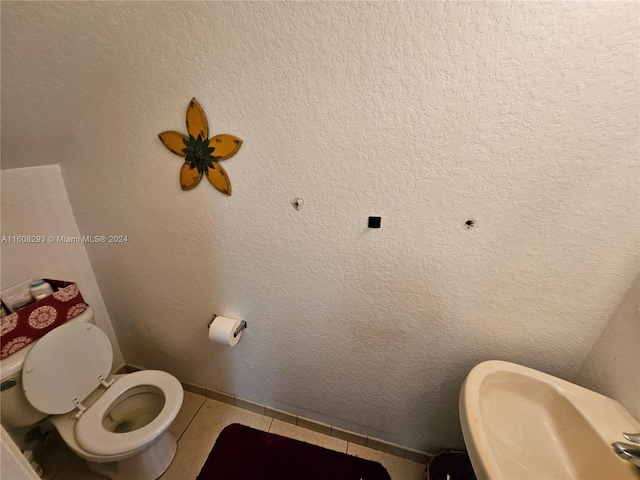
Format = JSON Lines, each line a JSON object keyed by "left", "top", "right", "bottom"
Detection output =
{"left": 0, "top": 306, "right": 184, "bottom": 480}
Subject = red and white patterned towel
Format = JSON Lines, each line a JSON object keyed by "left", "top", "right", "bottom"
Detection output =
{"left": 0, "top": 280, "right": 89, "bottom": 359}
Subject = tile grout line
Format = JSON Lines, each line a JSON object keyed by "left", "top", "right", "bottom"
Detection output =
{"left": 176, "top": 396, "right": 207, "bottom": 443}
{"left": 267, "top": 416, "right": 274, "bottom": 432}
{"left": 49, "top": 454, "right": 74, "bottom": 480}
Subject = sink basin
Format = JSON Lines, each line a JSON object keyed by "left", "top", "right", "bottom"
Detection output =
{"left": 460, "top": 360, "right": 640, "bottom": 480}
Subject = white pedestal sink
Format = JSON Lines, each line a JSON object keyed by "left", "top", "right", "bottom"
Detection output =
{"left": 460, "top": 360, "right": 640, "bottom": 480}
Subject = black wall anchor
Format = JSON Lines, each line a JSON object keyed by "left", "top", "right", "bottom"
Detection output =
{"left": 368, "top": 216, "right": 382, "bottom": 228}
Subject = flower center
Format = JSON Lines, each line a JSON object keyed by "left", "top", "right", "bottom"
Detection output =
{"left": 183, "top": 134, "right": 216, "bottom": 174}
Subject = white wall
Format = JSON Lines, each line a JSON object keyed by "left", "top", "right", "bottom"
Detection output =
{"left": 0, "top": 427, "right": 40, "bottom": 480}
{"left": 0, "top": 166, "right": 123, "bottom": 370}
{"left": 574, "top": 277, "right": 640, "bottom": 420}
{"left": 1, "top": 2, "right": 638, "bottom": 451}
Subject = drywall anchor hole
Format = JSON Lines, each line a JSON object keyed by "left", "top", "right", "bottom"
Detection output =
{"left": 464, "top": 219, "right": 476, "bottom": 229}
{"left": 292, "top": 197, "right": 304, "bottom": 211}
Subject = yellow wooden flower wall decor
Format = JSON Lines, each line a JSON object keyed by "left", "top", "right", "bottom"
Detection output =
{"left": 158, "top": 98, "right": 242, "bottom": 195}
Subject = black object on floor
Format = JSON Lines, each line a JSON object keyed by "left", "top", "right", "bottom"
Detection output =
{"left": 426, "top": 449, "right": 477, "bottom": 480}
{"left": 197, "top": 423, "right": 391, "bottom": 480}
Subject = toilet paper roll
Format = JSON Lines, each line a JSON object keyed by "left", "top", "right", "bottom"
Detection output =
{"left": 209, "top": 316, "right": 243, "bottom": 346}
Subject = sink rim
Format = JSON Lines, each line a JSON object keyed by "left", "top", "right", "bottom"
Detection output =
{"left": 459, "top": 360, "right": 640, "bottom": 480}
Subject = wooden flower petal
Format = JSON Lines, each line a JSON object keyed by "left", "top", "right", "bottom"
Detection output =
{"left": 186, "top": 98, "right": 208, "bottom": 140}
{"left": 205, "top": 162, "right": 232, "bottom": 196}
{"left": 158, "top": 131, "right": 188, "bottom": 157}
{"left": 210, "top": 134, "right": 243, "bottom": 160}
{"left": 180, "top": 162, "right": 202, "bottom": 190}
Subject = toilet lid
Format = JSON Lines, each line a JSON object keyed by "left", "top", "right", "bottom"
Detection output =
{"left": 22, "top": 322, "right": 112, "bottom": 414}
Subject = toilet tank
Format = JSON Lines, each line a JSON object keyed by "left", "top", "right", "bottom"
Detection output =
{"left": 0, "top": 306, "right": 95, "bottom": 427}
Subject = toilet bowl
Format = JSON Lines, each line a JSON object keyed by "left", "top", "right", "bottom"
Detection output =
{"left": 75, "top": 370, "right": 181, "bottom": 455}
{"left": 3, "top": 312, "right": 184, "bottom": 480}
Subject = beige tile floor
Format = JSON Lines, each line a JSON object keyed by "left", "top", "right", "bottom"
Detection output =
{"left": 39, "top": 391, "right": 426, "bottom": 480}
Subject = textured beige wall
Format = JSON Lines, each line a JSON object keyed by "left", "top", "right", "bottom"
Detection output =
{"left": 575, "top": 277, "right": 640, "bottom": 420}
{"left": 1, "top": 2, "right": 638, "bottom": 451}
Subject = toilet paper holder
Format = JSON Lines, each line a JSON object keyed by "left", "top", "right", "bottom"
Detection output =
{"left": 207, "top": 314, "right": 247, "bottom": 338}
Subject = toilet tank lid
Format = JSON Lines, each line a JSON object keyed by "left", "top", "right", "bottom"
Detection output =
{"left": 0, "top": 307, "right": 94, "bottom": 383}
{"left": 22, "top": 321, "right": 112, "bottom": 415}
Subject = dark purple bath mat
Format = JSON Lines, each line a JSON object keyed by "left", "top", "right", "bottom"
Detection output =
{"left": 196, "top": 423, "right": 391, "bottom": 480}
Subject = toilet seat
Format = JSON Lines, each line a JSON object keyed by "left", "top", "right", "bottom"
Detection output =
{"left": 23, "top": 322, "right": 112, "bottom": 415}
{"left": 75, "top": 370, "right": 183, "bottom": 456}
